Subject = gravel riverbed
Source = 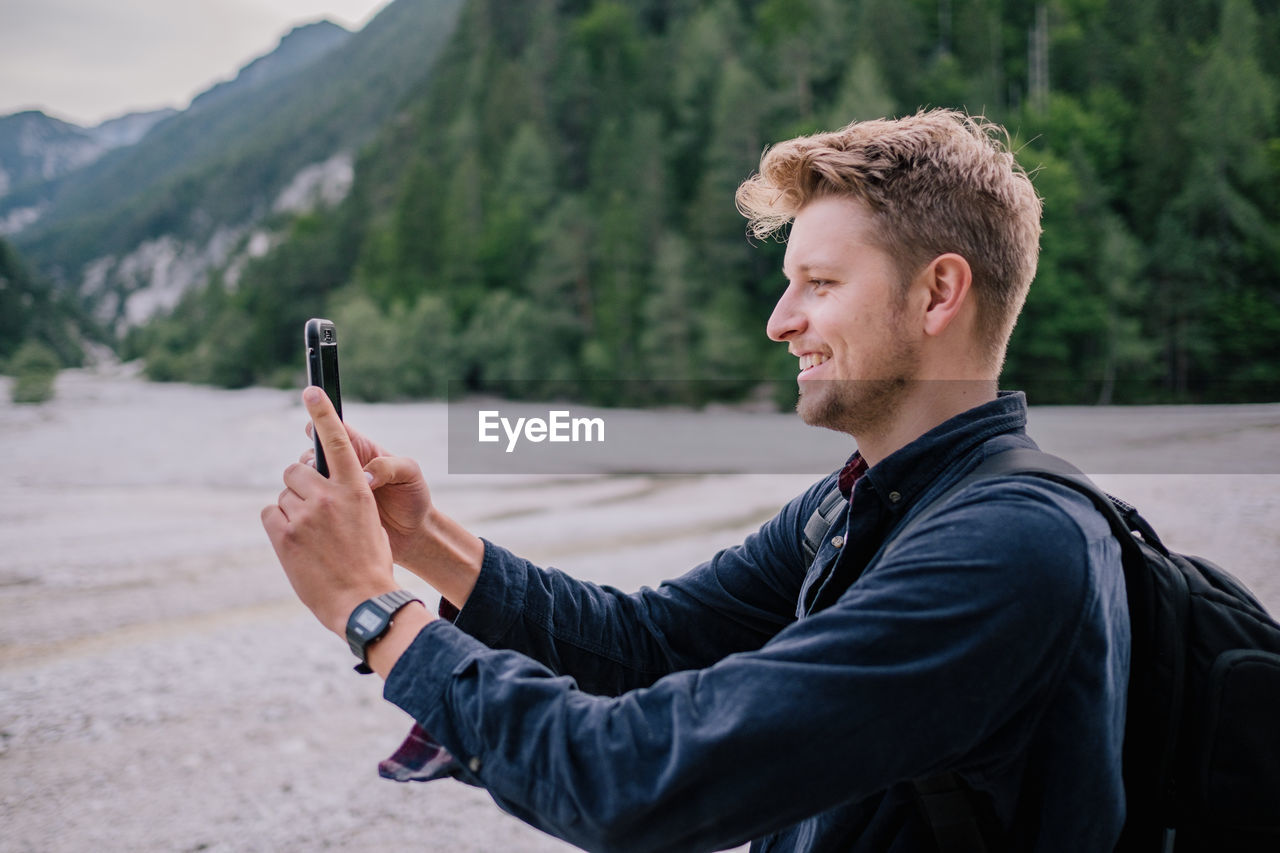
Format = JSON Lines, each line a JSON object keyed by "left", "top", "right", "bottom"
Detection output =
{"left": 2, "top": 368, "right": 1277, "bottom": 852}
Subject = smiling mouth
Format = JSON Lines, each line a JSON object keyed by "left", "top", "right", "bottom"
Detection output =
{"left": 798, "top": 353, "right": 829, "bottom": 375}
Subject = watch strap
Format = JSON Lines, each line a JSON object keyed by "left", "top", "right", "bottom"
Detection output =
{"left": 347, "top": 589, "right": 422, "bottom": 674}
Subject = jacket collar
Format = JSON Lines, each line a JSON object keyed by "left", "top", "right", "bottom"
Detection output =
{"left": 857, "top": 391, "right": 1029, "bottom": 513}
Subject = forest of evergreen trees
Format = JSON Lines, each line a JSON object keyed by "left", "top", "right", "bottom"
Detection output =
{"left": 119, "top": 0, "right": 1280, "bottom": 405}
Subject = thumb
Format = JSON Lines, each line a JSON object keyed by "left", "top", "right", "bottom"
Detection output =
{"left": 363, "top": 455, "right": 422, "bottom": 490}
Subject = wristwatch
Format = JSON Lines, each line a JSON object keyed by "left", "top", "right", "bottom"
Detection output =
{"left": 346, "top": 589, "right": 423, "bottom": 674}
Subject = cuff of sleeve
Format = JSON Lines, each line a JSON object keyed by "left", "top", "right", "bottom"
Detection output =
{"left": 378, "top": 614, "right": 494, "bottom": 778}
{"left": 383, "top": 618, "right": 487, "bottom": 745}
{"left": 451, "top": 538, "right": 527, "bottom": 646}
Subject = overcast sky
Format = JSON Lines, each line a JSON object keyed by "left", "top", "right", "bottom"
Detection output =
{"left": 0, "top": 0, "right": 393, "bottom": 126}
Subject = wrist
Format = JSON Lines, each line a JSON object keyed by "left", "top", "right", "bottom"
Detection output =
{"left": 394, "top": 524, "right": 437, "bottom": 576}
{"left": 327, "top": 583, "right": 397, "bottom": 638}
{"left": 344, "top": 591, "right": 434, "bottom": 675}
{"left": 365, "top": 601, "right": 434, "bottom": 678}
{"left": 400, "top": 507, "right": 483, "bottom": 607}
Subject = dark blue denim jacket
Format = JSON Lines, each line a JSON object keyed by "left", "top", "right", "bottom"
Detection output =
{"left": 383, "top": 392, "right": 1130, "bottom": 852}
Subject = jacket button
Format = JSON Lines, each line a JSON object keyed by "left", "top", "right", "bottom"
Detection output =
{"left": 888, "top": 491, "right": 902, "bottom": 503}
{"left": 830, "top": 535, "right": 844, "bottom": 548}
{"left": 468, "top": 756, "right": 483, "bottom": 773}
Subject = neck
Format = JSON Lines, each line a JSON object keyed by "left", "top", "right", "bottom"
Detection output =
{"left": 854, "top": 379, "right": 997, "bottom": 467}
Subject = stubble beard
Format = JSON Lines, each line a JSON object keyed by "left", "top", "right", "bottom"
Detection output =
{"left": 797, "top": 376, "right": 914, "bottom": 437}
{"left": 795, "top": 323, "right": 921, "bottom": 438}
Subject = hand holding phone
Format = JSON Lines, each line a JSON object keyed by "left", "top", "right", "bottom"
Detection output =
{"left": 305, "top": 318, "right": 343, "bottom": 477}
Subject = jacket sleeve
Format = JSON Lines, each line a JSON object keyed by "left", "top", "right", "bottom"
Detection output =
{"left": 447, "top": 474, "right": 838, "bottom": 696}
{"left": 383, "top": 480, "right": 1108, "bottom": 853}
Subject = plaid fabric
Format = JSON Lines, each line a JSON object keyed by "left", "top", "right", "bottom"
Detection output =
{"left": 378, "top": 723, "right": 475, "bottom": 785}
{"left": 837, "top": 452, "right": 867, "bottom": 499}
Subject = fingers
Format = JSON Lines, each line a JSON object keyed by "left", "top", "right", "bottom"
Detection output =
{"left": 292, "top": 454, "right": 369, "bottom": 489}
{"left": 282, "top": 460, "right": 325, "bottom": 498}
{"left": 303, "top": 387, "right": 364, "bottom": 485}
{"left": 363, "top": 455, "right": 423, "bottom": 489}
{"left": 277, "top": 482, "right": 310, "bottom": 520}
{"left": 342, "top": 420, "right": 386, "bottom": 460}
{"left": 260, "top": 503, "right": 286, "bottom": 543}
{"left": 304, "top": 417, "right": 387, "bottom": 464}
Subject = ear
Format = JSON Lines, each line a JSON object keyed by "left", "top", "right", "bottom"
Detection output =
{"left": 918, "top": 253, "right": 973, "bottom": 338}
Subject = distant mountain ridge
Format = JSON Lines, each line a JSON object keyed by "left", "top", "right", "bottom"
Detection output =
{"left": 0, "top": 17, "right": 354, "bottom": 237}
{"left": 5, "top": 0, "right": 463, "bottom": 331}
{"left": 115, "top": 0, "right": 1280, "bottom": 407}
{"left": 187, "top": 20, "right": 351, "bottom": 114}
{"left": 0, "top": 108, "right": 175, "bottom": 207}
{"left": 90, "top": 109, "right": 180, "bottom": 148}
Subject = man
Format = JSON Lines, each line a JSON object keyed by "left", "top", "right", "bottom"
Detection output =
{"left": 262, "top": 109, "right": 1130, "bottom": 852}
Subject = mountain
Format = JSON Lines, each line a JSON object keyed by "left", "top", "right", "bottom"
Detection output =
{"left": 186, "top": 20, "right": 351, "bottom": 114}
{"left": 0, "top": 19, "right": 354, "bottom": 243}
{"left": 0, "top": 112, "right": 100, "bottom": 202}
{"left": 87, "top": 109, "right": 180, "bottom": 149}
{"left": 6, "top": 0, "right": 463, "bottom": 332}
{"left": 0, "top": 108, "right": 174, "bottom": 211}
{"left": 0, "top": 21, "right": 349, "bottom": 230}
{"left": 127, "top": 0, "right": 1280, "bottom": 405}
{"left": 19, "top": 0, "right": 1279, "bottom": 403}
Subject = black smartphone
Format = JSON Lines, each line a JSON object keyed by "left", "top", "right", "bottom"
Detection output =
{"left": 304, "top": 318, "right": 343, "bottom": 477}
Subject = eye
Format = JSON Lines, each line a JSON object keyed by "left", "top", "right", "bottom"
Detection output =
{"left": 809, "top": 278, "right": 835, "bottom": 289}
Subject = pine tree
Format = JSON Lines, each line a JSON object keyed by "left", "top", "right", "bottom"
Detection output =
{"left": 828, "top": 54, "right": 896, "bottom": 127}
{"left": 640, "top": 231, "right": 699, "bottom": 397}
{"left": 1155, "top": 0, "right": 1280, "bottom": 393}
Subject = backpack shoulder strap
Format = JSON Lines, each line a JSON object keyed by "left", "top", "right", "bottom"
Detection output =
{"left": 907, "top": 447, "right": 1158, "bottom": 853}
{"left": 800, "top": 449, "right": 1143, "bottom": 851}
{"left": 802, "top": 484, "right": 847, "bottom": 566}
{"left": 915, "top": 771, "right": 992, "bottom": 853}
{"left": 961, "top": 448, "right": 1169, "bottom": 557}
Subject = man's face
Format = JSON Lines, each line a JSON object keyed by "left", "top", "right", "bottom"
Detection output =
{"left": 767, "top": 195, "right": 921, "bottom": 436}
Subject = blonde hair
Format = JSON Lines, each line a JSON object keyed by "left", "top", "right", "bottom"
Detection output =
{"left": 736, "top": 109, "right": 1042, "bottom": 368}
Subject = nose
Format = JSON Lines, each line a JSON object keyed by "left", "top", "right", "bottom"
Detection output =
{"left": 767, "top": 281, "right": 805, "bottom": 342}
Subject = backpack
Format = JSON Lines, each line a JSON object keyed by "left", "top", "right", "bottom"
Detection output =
{"left": 802, "top": 447, "right": 1280, "bottom": 851}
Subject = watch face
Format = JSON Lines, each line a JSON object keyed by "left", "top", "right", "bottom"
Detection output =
{"left": 352, "top": 603, "right": 385, "bottom": 638}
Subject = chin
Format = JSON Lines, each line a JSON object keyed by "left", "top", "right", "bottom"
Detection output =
{"left": 795, "top": 384, "right": 854, "bottom": 433}
{"left": 796, "top": 378, "right": 910, "bottom": 436}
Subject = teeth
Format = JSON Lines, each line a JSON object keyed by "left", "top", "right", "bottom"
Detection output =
{"left": 799, "top": 354, "right": 828, "bottom": 372}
